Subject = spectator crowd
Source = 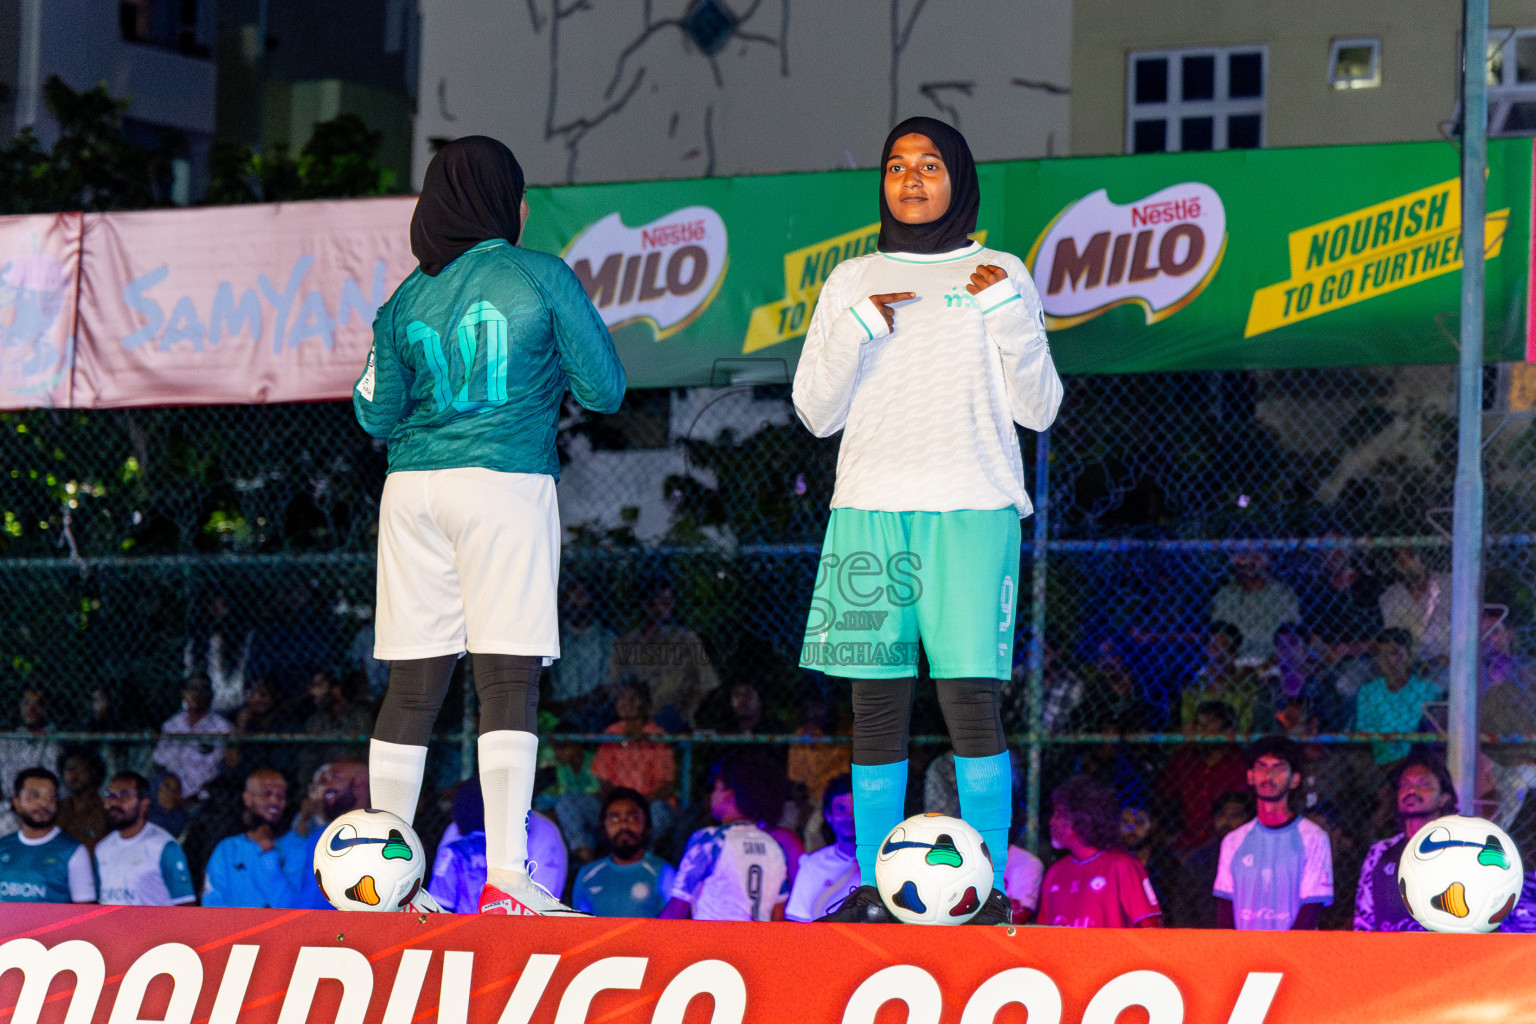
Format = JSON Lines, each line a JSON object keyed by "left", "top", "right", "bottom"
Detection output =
{"left": 3, "top": 556, "right": 1536, "bottom": 930}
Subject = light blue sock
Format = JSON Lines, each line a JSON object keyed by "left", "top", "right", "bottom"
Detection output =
{"left": 955, "top": 751, "right": 1011, "bottom": 893}
{"left": 852, "top": 760, "right": 908, "bottom": 887}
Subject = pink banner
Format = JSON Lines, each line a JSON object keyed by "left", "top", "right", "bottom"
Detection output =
{"left": 0, "top": 213, "right": 81, "bottom": 409}
{"left": 70, "top": 197, "right": 416, "bottom": 407}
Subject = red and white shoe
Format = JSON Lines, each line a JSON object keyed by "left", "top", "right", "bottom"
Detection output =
{"left": 479, "top": 871, "right": 588, "bottom": 917}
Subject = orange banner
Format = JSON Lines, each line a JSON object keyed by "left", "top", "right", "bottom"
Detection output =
{"left": 1, "top": 904, "right": 1533, "bottom": 1024}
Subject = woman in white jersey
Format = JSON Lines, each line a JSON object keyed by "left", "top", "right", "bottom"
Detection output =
{"left": 793, "top": 117, "right": 1062, "bottom": 924}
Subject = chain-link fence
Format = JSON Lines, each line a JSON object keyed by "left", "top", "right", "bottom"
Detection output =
{"left": 2, "top": 364, "right": 1534, "bottom": 923}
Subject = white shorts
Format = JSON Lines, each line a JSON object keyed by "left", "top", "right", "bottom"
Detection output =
{"left": 375, "top": 468, "right": 560, "bottom": 660}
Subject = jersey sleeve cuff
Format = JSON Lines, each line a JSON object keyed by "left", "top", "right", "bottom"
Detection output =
{"left": 848, "top": 298, "right": 891, "bottom": 341}
{"left": 976, "top": 279, "right": 1023, "bottom": 316}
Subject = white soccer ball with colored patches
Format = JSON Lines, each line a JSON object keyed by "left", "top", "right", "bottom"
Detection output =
{"left": 1398, "top": 815, "right": 1523, "bottom": 933}
{"left": 874, "top": 813, "right": 994, "bottom": 925}
{"left": 314, "top": 808, "right": 427, "bottom": 911}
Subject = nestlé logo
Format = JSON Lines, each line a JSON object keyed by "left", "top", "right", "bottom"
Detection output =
{"left": 565, "top": 205, "right": 728, "bottom": 339}
{"left": 1027, "top": 183, "right": 1226, "bottom": 329}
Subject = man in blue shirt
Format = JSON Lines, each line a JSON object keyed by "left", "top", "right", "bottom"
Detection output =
{"left": 572, "top": 788, "right": 675, "bottom": 918}
{"left": 0, "top": 767, "right": 95, "bottom": 904}
{"left": 202, "top": 768, "right": 307, "bottom": 908}
{"left": 1354, "top": 629, "right": 1443, "bottom": 765}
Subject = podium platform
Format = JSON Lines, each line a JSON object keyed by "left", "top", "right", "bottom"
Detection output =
{"left": 0, "top": 904, "right": 1529, "bottom": 1024}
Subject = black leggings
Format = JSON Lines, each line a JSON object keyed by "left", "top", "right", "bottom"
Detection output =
{"left": 849, "top": 676, "right": 1006, "bottom": 766}
{"left": 372, "top": 653, "right": 540, "bottom": 746}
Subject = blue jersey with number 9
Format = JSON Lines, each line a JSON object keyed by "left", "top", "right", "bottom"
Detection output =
{"left": 354, "top": 238, "right": 625, "bottom": 475}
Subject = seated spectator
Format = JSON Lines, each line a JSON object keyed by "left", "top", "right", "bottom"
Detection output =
{"left": 792, "top": 773, "right": 866, "bottom": 927}
{"left": 95, "top": 771, "right": 196, "bottom": 906}
{"left": 1180, "top": 623, "right": 1261, "bottom": 735}
{"left": 302, "top": 670, "right": 374, "bottom": 738}
{"left": 1214, "top": 737, "right": 1332, "bottom": 930}
{"left": 1209, "top": 551, "right": 1300, "bottom": 663}
{"left": 1180, "top": 790, "right": 1254, "bottom": 928}
{"left": 1379, "top": 548, "right": 1451, "bottom": 668}
{"left": 1482, "top": 611, "right": 1536, "bottom": 752}
{"left": 1005, "top": 838, "right": 1044, "bottom": 924}
{"left": 429, "top": 780, "right": 492, "bottom": 914}
{"left": 1354, "top": 629, "right": 1443, "bottom": 766}
{"left": 1064, "top": 636, "right": 1153, "bottom": 735}
{"left": 1260, "top": 623, "right": 1324, "bottom": 720}
{"left": 571, "top": 787, "right": 677, "bottom": 918}
{"left": 0, "top": 689, "right": 63, "bottom": 835}
{"left": 72, "top": 684, "right": 131, "bottom": 733}
{"left": 1303, "top": 552, "right": 1381, "bottom": 666}
{"left": 1038, "top": 644, "right": 1088, "bottom": 733}
{"left": 608, "top": 577, "right": 721, "bottom": 731}
{"left": 785, "top": 773, "right": 858, "bottom": 921}
{"left": 1037, "top": 775, "right": 1162, "bottom": 928}
{"left": 662, "top": 751, "right": 788, "bottom": 921}
{"left": 744, "top": 750, "right": 803, "bottom": 888}
{"left": 0, "top": 767, "right": 95, "bottom": 904}
{"left": 1158, "top": 701, "right": 1249, "bottom": 852}
{"left": 1121, "top": 801, "right": 1196, "bottom": 927}
{"left": 184, "top": 590, "right": 255, "bottom": 719}
{"left": 152, "top": 677, "right": 235, "bottom": 801}
{"left": 1353, "top": 754, "right": 1456, "bottom": 932}
{"left": 786, "top": 694, "right": 851, "bottom": 847}
{"left": 548, "top": 578, "right": 617, "bottom": 733}
{"left": 591, "top": 683, "right": 679, "bottom": 848}
{"left": 233, "top": 680, "right": 291, "bottom": 735}
{"left": 146, "top": 772, "right": 190, "bottom": 838}
{"left": 286, "top": 759, "right": 370, "bottom": 909}
{"left": 202, "top": 768, "right": 307, "bottom": 908}
{"left": 727, "top": 682, "right": 777, "bottom": 735}
{"left": 296, "top": 670, "right": 373, "bottom": 784}
{"left": 430, "top": 780, "right": 569, "bottom": 911}
{"left": 55, "top": 747, "right": 109, "bottom": 850}
{"left": 537, "top": 739, "right": 603, "bottom": 863}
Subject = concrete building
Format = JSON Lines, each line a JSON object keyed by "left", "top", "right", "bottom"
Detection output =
{"left": 215, "top": 0, "right": 420, "bottom": 186}
{"left": 410, "top": 0, "right": 1072, "bottom": 187}
{"left": 0, "top": 0, "right": 218, "bottom": 201}
{"left": 1071, "top": 0, "right": 1536, "bottom": 154}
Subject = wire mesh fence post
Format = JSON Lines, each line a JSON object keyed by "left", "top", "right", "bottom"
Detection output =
{"left": 1449, "top": 0, "right": 1489, "bottom": 813}
{"left": 1025, "top": 429, "right": 1051, "bottom": 855}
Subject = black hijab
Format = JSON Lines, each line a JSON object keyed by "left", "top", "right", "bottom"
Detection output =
{"left": 410, "top": 136, "right": 526, "bottom": 276}
{"left": 876, "top": 116, "right": 979, "bottom": 255}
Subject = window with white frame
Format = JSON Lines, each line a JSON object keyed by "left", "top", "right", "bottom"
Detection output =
{"left": 1329, "top": 38, "right": 1380, "bottom": 89}
{"left": 1126, "top": 47, "right": 1265, "bottom": 154}
{"left": 1489, "top": 28, "right": 1536, "bottom": 136}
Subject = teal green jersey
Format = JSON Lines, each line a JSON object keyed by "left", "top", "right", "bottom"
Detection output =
{"left": 354, "top": 239, "right": 626, "bottom": 475}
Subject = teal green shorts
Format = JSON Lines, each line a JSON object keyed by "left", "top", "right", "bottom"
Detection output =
{"left": 798, "top": 508, "right": 1021, "bottom": 680}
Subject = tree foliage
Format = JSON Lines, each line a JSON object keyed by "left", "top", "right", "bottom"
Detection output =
{"left": 204, "top": 115, "right": 396, "bottom": 205}
{"left": 0, "top": 76, "right": 182, "bottom": 213}
{"left": 0, "top": 77, "right": 396, "bottom": 214}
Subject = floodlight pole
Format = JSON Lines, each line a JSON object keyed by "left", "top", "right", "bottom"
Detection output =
{"left": 1448, "top": 0, "right": 1488, "bottom": 815}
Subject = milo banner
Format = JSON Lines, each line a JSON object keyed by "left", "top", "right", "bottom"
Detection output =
{"left": 5, "top": 903, "right": 1536, "bottom": 1024}
{"left": 0, "top": 140, "right": 1529, "bottom": 408}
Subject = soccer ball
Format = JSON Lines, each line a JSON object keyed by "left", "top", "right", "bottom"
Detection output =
{"left": 313, "top": 808, "right": 427, "bottom": 912}
{"left": 1398, "top": 815, "right": 1524, "bottom": 933}
{"left": 874, "top": 813, "right": 993, "bottom": 925}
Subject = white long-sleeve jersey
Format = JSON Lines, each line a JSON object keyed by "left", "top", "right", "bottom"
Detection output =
{"left": 792, "top": 241, "right": 1062, "bottom": 516}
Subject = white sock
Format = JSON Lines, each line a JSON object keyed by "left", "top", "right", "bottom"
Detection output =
{"left": 478, "top": 730, "right": 537, "bottom": 875}
{"left": 368, "top": 739, "right": 428, "bottom": 826}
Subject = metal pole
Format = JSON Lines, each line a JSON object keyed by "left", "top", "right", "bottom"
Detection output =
{"left": 1025, "top": 429, "right": 1051, "bottom": 854}
{"left": 1449, "top": 0, "right": 1489, "bottom": 814}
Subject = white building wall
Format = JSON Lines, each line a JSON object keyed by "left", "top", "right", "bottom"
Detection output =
{"left": 413, "top": 0, "right": 1072, "bottom": 187}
